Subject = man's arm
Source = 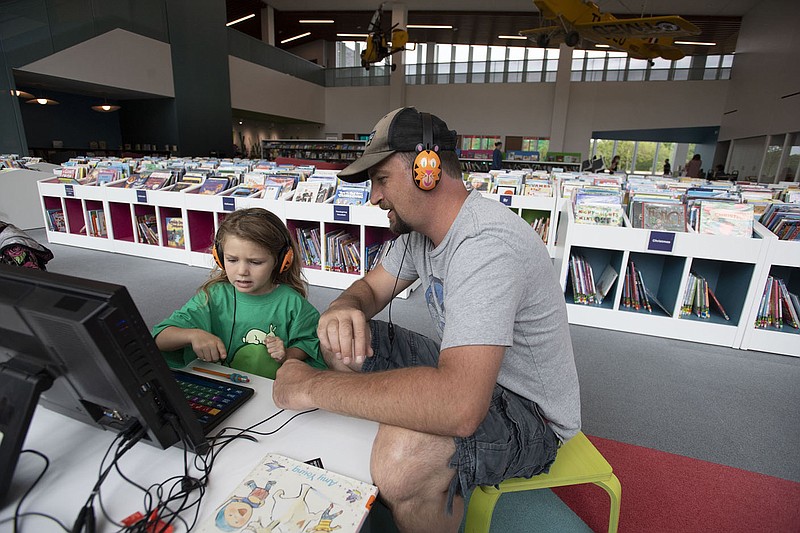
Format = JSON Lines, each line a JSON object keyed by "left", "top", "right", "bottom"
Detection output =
{"left": 318, "top": 264, "right": 414, "bottom": 366}
{"left": 273, "top": 344, "right": 504, "bottom": 437}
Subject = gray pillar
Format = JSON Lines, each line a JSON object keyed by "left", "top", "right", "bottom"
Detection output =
{"left": 389, "top": 4, "right": 407, "bottom": 110}
{"left": 261, "top": 5, "right": 275, "bottom": 47}
{"left": 166, "top": 0, "right": 232, "bottom": 157}
{"left": 0, "top": 39, "right": 28, "bottom": 155}
{"left": 548, "top": 44, "right": 573, "bottom": 152}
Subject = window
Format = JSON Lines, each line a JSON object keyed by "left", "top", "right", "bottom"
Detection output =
{"left": 593, "top": 139, "right": 615, "bottom": 167}
{"left": 761, "top": 134, "right": 785, "bottom": 182}
{"left": 634, "top": 141, "right": 657, "bottom": 173}
{"left": 656, "top": 142, "right": 677, "bottom": 175}
{"left": 785, "top": 133, "right": 800, "bottom": 181}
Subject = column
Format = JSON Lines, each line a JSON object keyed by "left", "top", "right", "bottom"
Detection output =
{"left": 165, "top": 0, "right": 232, "bottom": 157}
{"left": 261, "top": 5, "right": 275, "bottom": 47}
{"left": 548, "top": 44, "right": 573, "bottom": 152}
{"left": 0, "top": 41, "right": 28, "bottom": 155}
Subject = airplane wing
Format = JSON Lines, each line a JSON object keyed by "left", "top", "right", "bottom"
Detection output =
{"left": 575, "top": 16, "right": 701, "bottom": 40}
{"left": 519, "top": 26, "right": 566, "bottom": 46}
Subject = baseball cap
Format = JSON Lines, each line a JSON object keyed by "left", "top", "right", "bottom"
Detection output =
{"left": 337, "top": 107, "right": 458, "bottom": 183}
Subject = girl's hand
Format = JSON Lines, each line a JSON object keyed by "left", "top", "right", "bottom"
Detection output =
{"left": 189, "top": 330, "right": 227, "bottom": 362}
{"left": 265, "top": 336, "right": 286, "bottom": 363}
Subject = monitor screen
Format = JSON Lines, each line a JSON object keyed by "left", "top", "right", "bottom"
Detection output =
{"left": 0, "top": 264, "right": 208, "bottom": 503}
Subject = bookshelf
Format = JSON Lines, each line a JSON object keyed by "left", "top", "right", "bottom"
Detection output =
{"left": 739, "top": 232, "right": 800, "bottom": 357}
{"left": 262, "top": 140, "right": 366, "bottom": 164}
{"left": 554, "top": 202, "right": 772, "bottom": 349}
{"left": 459, "top": 158, "right": 581, "bottom": 173}
{"left": 37, "top": 178, "right": 418, "bottom": 298}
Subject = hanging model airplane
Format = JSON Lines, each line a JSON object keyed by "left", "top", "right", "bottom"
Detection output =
{"left": 520, "top": 0, "right": 701, "bottom": 62}
{"left": 360, "top": 3, "right": 410, "bottom": 71}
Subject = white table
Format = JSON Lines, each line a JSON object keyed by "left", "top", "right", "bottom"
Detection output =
{"left": 0, "top": 363, "right": 379, "bottom": 532}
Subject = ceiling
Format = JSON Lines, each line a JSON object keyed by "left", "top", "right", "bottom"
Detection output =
{"left": 227, "top": 0, "right": 759, "bottom": 55}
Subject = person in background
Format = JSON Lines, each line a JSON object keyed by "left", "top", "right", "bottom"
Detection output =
{"left": 272, "top": 107, "right": 580, "bottom": 532}
{"left": 608, "top": 155, "right": 621, "bottom": 173}
{"left": 152, "top": 208, "right": 325, "bottom": 379}
{"left": 663, "top": 158, "right": 671, "bottom": 175}
{"left": 686, "top": 153, "right": 703, "bottom": 178}
{"left": 491, "top": 141, "right": 503, "bottom": 170}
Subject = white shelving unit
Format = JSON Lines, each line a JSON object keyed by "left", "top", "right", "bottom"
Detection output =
{"left": 481, "top": 192, "right": 559, "bottom": 258}
{"left": 554, "top": 203, "right": 773, "bottom": 349}
{"left": 37, "top": 177, "right": 419, "bottom": 298}
{"left": 740, "top": 233, "right": 800, "bottom": 357}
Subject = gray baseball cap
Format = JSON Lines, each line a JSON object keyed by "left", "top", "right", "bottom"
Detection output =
{"left": 337, "top": 107, "right": 458, "bottom": 183}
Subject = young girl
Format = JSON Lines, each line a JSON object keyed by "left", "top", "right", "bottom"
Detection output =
{"left": 152, "top": 207, "right": 325, "bottom": 378}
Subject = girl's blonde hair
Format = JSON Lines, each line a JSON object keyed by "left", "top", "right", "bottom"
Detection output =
{"left": 201, "top": 207, "right": 307, "bottom": 298}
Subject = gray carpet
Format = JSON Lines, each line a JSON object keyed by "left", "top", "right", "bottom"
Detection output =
{"left": 27, "top": 229, "right": 800, "bottom": 487}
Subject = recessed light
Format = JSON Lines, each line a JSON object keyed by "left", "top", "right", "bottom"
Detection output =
{"left": 675, "top": 41, "right": 716, "bottom": 46}
{"left": 407, "top": 24, "right": 453, "bottom": 30}
{"left": 300, "top": 19, "right": 334, "bottom": 24}
{"left": 226, "top": 13, "right": 255, "bottom": 26}
{"left": 594, "top": 44, "right": 611, "bottom": 48}
{"left": 337, "top": 33, "right": 368, "bottom": 38}
{"left": 281, "top": 32, "right": 311, "bottom": 44}
{"left": 499, "top": 35, "right": 526, "bottom": 40}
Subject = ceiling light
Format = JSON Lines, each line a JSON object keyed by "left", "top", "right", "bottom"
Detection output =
{"left": 407, "top": 24, "right": 453, "bottom": 29}
{"left": 281, "top": 32, "right": 311, "bottom": 44}
{"left": 299, "top": 19, "right": 334, "bottom": 24}
{"left": 26, "top": 96, "right": 59, "bottom": 105}
{"left": 499, "top": 35, "right": 526, "bottom": 40}
{"left": 594, "top": 44, "right": 611, "bottom": 48}
{"left": 91, "top": 102, "right": 121, "bottom": 112}
{"left": 226, "top": 13, "right": 255, "bottom": 26}
{"left": 10, "top": 89, "right": 35, "bottom": 99}
{"left": 675, "top": 41, "right": 716, "bottom": 46}
{"left": 337, "top": 33, "right": 368, "bottom": 38}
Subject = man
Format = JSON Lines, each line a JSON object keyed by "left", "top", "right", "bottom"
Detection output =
{"left": 491, "top": 141, "right": 503, "bottom": 170}
{"left": 273, "top": 107, "right": 580, "bottom": 532}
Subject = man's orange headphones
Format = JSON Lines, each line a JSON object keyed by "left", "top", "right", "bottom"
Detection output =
{"left": 211, "top": 210, "right": 294, "bottom": 275}
{"left": 412, "top": 112, "right": 442, "bottom": 191}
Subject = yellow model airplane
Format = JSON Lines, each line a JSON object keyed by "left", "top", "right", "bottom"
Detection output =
{"left": 520, "top": 0, "right": 701, "bottom": 62}
{"left": 361, "top": 3, "right": 409, "bottom": 71}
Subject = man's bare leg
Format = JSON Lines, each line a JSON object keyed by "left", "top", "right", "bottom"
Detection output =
{"left": 370, "top": 424, "right": 464, "bottom": 532}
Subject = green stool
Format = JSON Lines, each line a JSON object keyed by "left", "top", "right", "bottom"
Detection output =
{"left": 464, "top": 432, "right": 621, "bottom": 533}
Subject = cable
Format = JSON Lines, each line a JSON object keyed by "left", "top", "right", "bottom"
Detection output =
{"left": 2, "top": 449, "right": 70, "bottom": 533}
{"left": 224, "top": 287, "right": 238, "bottom": 367}
{"left": 387, "top": 234, "right": 410, "bottom": 346}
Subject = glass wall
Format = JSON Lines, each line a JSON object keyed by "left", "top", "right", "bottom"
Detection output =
{"left": 761, "top": 134, "right": 785, "bottom": 181}
{"left": 571, "top": 51, "right": 734, "bottom": 82}
{"left": 785, "top": 133, "right": 800, "bottom": 182}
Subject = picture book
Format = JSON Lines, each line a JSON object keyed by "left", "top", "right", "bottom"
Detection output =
{"left": 595, "top": 264, "right": 618, "bottom": 305}
{"left": 197, "top": 453, "right": 377, "bottom": 533}
{"left": 334, "top": 184, "right": 370, "bottom": 206}
{"left": 697, "top": 202, "right": 754, "bottom": 237}
{"left": 165, "top": 217, "right": 184, "bottom": 248}
{"left": 197, "top": 177, "right": 230, "bottom": 195}
{"left": 293, "top": 181, "right": 322, "bottom": 202}
{"left": 263, "top": 185, "right": 283, "bottom": 200}
{"left": 642, "top": 202, "right": 687, "bottom": 232}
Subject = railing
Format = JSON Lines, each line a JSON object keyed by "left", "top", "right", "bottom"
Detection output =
{"left": 227, "top": 30, "right": 326, "bottom": 86}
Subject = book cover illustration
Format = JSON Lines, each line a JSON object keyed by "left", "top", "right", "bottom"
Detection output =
{"left": 198, "top": 177, "right": 231, "bottom": 195}
{"left": 197, "top": 453, "right": 377, "bottom": 533}
{"left": 165, "top": 217, "right": 185, "bottom": 248}
{"left": 697, "top": 201, "right": 754, "bottom": 237}
{"left": 293, "top": 181, "right": 322, "bottom": 202}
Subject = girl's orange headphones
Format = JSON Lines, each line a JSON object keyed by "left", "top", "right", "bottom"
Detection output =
{"left": 212, "top": 239, "right": 293, "bottom": 274}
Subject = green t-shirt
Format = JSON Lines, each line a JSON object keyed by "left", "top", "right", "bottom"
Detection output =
{"left": 152, "top": 282, "right": 325, "bottom": 378}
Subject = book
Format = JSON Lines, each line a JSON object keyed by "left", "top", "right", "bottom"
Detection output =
{"left": 293, "top": 181, "right": 322, "bottom": 202}
{"left": 333, "top": 184, "right": 370, "bottom": 206}
{"left": 595, "top": 264, "right": 618, "bottom": 305}
{"left": 197, "top": 177, "right": 230, "bottom": 195}
{"left": 697, "top": 202, "right": 754, "bottom": 237}
{"left": 642, "top": 202, "right": 687, "bottom": 232}
{"left": 165, "top": 217, "right": 184, "bottom": 248}
{"left": 196, "top": 453, "right": 377, "bottom": 533}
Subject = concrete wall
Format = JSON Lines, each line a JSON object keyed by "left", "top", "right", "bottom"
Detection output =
{"left": 719, "top": 0, "right": 800, "bottom": 140}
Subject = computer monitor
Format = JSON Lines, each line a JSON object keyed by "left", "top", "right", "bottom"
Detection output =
{"left": 0, "top": 264, "right": 208, "bottom": 503}
{"left": 591, "top": 156, "right": 605, "bottom": 172}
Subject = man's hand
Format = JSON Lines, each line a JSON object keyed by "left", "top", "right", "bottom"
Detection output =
{"left": 189, "top": 330, "right": 227, "bottom": 362}
{"left": 317, "top": 307, "right": 374, "bottom": 368}
{"left": 272, "top": 359, "right": 318, "bottom": 410}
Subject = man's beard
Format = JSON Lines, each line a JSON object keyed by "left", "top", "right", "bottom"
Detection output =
{"left": 380, "top": 202, "right": 413, "bottom": 235}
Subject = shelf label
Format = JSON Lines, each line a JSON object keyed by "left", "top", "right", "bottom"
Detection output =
{"left": 333, "top": 205, "right": 350, "bottom": 222}
{"left": 648, "top": 231, "right": 675, "bottom": 252}
{"left": 222, "top": 197, "right": 236, "bottom": 212}
{"left": 499, "top": 194, "right": 513, "bottom": 206}
{"left": 136, "top": 190, "right": 148, "bottom": 203}
{"left": 65, "top": 184, "right": 74, "bottom": 197}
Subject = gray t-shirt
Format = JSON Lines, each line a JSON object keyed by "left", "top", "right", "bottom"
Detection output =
{"left": 381, "top": 190, "right": 581, "bottom": 441}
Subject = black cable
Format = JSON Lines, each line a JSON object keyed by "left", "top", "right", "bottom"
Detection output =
{"left": 224, "top": 288, "right": 238, "bottom": 367}
{"left": 387, "top": 234, "right": 410, "bottom": 346}
{"left": 3, "top": 449, "right": 70, "bottom": 533}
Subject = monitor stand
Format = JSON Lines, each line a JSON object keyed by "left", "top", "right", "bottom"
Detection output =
{"left": 0, "top": 356, "right": 55, "bottom": 504}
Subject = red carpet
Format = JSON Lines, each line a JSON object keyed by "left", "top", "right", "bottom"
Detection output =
{"left": 552, "top": 435, "right": 800, "bottom": 533}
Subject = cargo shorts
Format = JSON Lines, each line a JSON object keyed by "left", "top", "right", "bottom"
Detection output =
{"left": 363, "top": 320, "right": 560, "bottom": 513}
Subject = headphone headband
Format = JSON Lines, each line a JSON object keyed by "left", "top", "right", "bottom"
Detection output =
{"left": 421, "top": 112, "right": 434, "bottom": 150}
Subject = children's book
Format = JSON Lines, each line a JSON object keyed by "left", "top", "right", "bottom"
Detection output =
{"left": 293, "top": 181, "right": 322, "bottom": 202}
{"left": 197, "top": 453, "right": 377, "bottom": 533}
{"left": 165, "top": 217, "right": 185, "bottom": 248}
{"left": 197, "top": 177, "right": 230, "bottom": 195}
